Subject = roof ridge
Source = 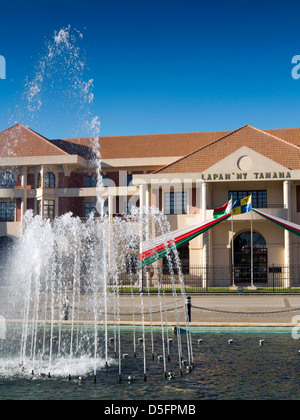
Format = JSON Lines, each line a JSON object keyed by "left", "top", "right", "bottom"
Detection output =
{"left": 63, "top": 129, "right": 231, "bottom": 141}
{"left": 248, "top": 124, "right": 300, "bottom": 150}
{"left": 20, "top": 124, "right": 70, "bottom": 155}
{"left": 153, "top": 124, "right": 300, "bottom": 174}
{"left": 153, "top": 124, "right": 248, "bottom": 174}
{"left": 0, "top": 123, "right": 22, "bottom": 135}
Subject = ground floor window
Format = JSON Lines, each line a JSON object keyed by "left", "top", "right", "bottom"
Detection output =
{"left": 0, "top": 236, "right": 14, "bottom": 254}
{"left": 126, "top": 254, "right": 139, "bottom": 274}
{"left": 0, "top": 236, "right": 14, "bottom": 283}
{"left": 36, "top": 199, "right": 55, "bottom": 219}
{"left": 85, "top": 200, "right": 109, "bottom": 218}
{"left": 37, "top": 200, "right": 41, "bottom": 216}
{"left": 126, "top": 200, "right": 137, "bottom": 216}
{"left": 233, "top": 231, "right": 267, "bottom": 283}
{"left": 103, "top": 199, "right": 109, "bottom": 216}
{"left": 85, "top": 202, "right": 97, "bottom": 218}
{"left": 0, "top": 202, "right": 15, "bottom": 222}
{"left": 44, "top": 200, "right": 55, "bottom": 219}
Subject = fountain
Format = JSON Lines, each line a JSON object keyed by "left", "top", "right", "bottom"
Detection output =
{"left": 2, "top": 207, "right": 193, "bottom": 383}
{"left": 0, "top": 25, "right": 194, "bottom": 385}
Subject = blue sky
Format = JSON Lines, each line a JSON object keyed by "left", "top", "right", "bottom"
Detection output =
{"left": 0, "top": 0, "right": 300, "bottom": 139}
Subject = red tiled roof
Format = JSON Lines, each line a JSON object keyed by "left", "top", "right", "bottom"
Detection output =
{"left": 265, "top": 128, "right": 300, "bottom": 146}
{"left": 0, "top": 124, "right": 69, "bottom": 158}
{"left": 154, "top": 125, "right": 300, "bottom": 173}
{"left": 64, "top": 127, "right": 300, "bottom": 161}
{"left": 63, "top": 131, "right": 231, "bottom": 159}
{"left": 1, "top": 124, "right": 300, "bottom": 167}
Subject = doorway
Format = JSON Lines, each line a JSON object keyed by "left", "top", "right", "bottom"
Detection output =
{"left": 233, "top": 231, "right": 267, "bottom": 284}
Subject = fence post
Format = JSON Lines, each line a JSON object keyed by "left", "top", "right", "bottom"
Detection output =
{"left": 186, "top": 296, "right": 192, "bottom": 322}
{"left": 272, "top": 264, "right": 275, "bottom": 293}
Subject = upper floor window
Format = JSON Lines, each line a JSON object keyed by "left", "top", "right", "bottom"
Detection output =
{"left": 0, "top": 172, "right": 15, "bottom": 189}
{"left": 228, "top": 190, "right": 267, "bottom": 208}
{"left": 165, "top": 192, "right": 187, "bottom": 215}
{"left": 85, "top": 176, "right": 96, "bottom": 188}
{"left": 44, "top": 172, "right": 56, "bottom": 189}
{"left": 36, "top": 173, "right": 41, "bottom": 189}
{"left": 102, "top": 175, "right": 112, "bottom": 187}
{"left": 126, "top": 174, "right": 133, "bottom": 186}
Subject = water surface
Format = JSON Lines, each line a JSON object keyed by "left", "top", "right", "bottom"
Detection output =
{"left": 0, "top": 328, "right": 299, "bottom": 400}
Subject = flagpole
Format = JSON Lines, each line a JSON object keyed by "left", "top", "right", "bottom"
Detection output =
{"left": 250, "top": 196, "right": 254, "bottom": 288}
{"left": 231, "top": 195, "right": 235, "bottom": 288}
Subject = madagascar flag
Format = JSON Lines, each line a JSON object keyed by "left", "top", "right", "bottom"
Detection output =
{"left": 253, "top": 208, "right": 300, "bottom": 237}
{"left": 140, "top": 213, "right": 230, "bottom": 269}
{"left": 213, "top": 198, "right": 233, "bottom": 219}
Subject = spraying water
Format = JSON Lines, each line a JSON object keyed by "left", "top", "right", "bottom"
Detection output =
{"left": 0, "top": 26, "right": 194, "bottom": 382}
{"left": 5, "top": 207, "right": 193, "bottom": 381}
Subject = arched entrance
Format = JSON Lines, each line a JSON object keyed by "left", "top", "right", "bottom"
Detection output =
{"left": 233, "top": 231, "right": 267, "bottom": 284}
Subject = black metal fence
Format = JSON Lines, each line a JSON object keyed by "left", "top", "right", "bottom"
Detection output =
{"left": 117, "top": 264, "right": 300, "bottom": 293}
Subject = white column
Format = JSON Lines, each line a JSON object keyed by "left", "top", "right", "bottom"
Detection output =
{"left": 139, "top": 183, "right": 146, "bottom": 214}
{"left": 37, "top": 166, "right": 44, "bottom": 218}
{"left": 118, "top": 170, "right": 127, "bottom": 215}
{"left": 108, "top": 195, "right": 114, "bottom": 221}
{"left": 21, "top": 166, "right": 28, "bottom": 218}
{"left": 201, "top": 182, "right": 207, "bottom": 221}
{"left": 146, "top": 186, "right": 150, "bottom": 209}
{"left": 139, "top": 183, "right": 148, "bottom": 288}
{"left": 283, "top": 180, "right": 291, "bottom": 288}
{"left": 201, "top": 182, "right": 208, "bottom": 288}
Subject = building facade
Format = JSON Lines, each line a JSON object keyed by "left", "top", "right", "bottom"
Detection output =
{"left": 1, "top": 123, "right": 300, "bottom": 288}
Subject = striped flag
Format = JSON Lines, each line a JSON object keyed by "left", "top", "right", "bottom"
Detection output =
{"left": 253, "top": 208, "right": 300, "bottom": 237}
{"left": 140, "top": 213, "right": 230, "bottom": 269}
{"left": 213, "top": 198, "right": 233, "bottom": 219}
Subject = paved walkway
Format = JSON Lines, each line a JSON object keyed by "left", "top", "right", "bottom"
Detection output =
{"left": 2, "top": 287, "right": 300, "bottom": 327}
{"left": 185, "top": 295, "right": 300, "bottom": 326}
{"left": 117, "top": 294, "right": 300, "bottom": 327}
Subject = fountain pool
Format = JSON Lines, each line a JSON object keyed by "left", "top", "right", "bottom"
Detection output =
{"left": 1, "top": 328, "right": 300, "bottom": 400}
